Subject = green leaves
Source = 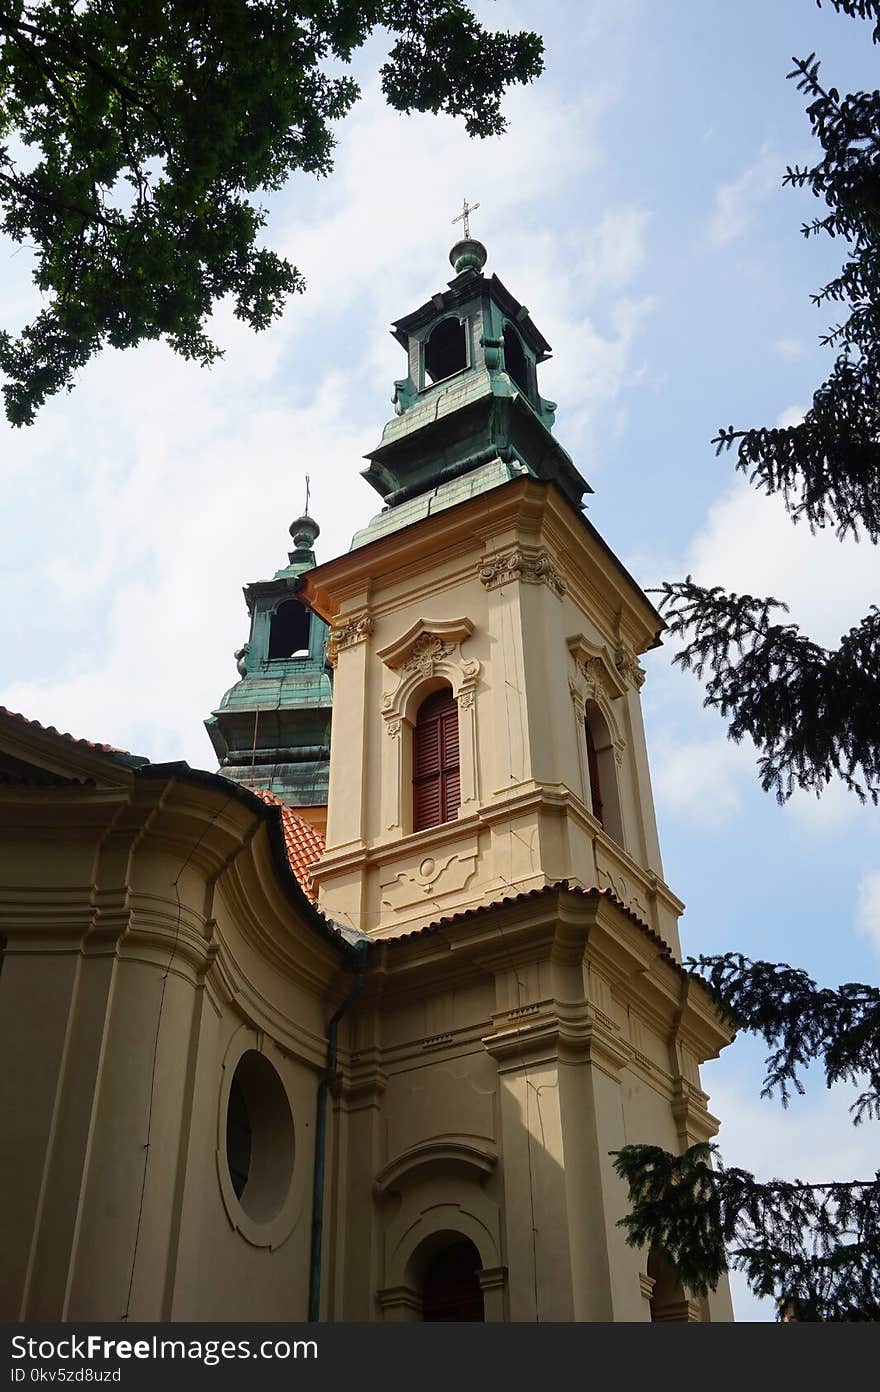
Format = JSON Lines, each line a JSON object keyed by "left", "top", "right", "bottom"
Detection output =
{"left": 612, "top": 1143, "right": 730, "bottom": 1294}
{"left": 615, "top": 956, "right": 880, "bottom": 1319}
{"left": 0, "top": 2, "right": 544, "bottom": 424}
{"left": 689, "top": 953, "right": 880, "bottom": 1123}
{"left": 614, "top": 1143, "right": 880, "bottom": 1320}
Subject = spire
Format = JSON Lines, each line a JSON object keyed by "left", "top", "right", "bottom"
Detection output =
{"left": 281, "top": 476, "right": 320, "bottom": 575}
{"left": 450, "top": 195, "right": 487, "bottom": 275}
{"left": 353, "top": 222, "right": 589, "bottom": 547}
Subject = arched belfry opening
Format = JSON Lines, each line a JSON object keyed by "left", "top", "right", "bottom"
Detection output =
{"left": 412, "top": 686, "right": 461, "bottom": 831}
{"left": 268, "top": 598, "right": 311, "bottom": 660}
{"left": 424, "top": 316, "right": 467, "bottom": 385}
{"left": 420, "top": 1237, "right": 485, "bottom": 1322}
{"left": 584, "top": 700, "right": 624, "bottom": 845}
{"left": 503, "top": 323, "right": 531, "bottom": 399}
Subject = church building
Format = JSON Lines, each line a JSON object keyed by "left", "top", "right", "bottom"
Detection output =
{"left": 0, "top": 230, "right": 734, "bottom": 1322}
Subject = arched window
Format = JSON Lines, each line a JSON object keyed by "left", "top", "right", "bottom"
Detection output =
{"left": 503, "top": 323, "right": 531, "bottom": 399}
{"left": 646, "top": 1249, "right": 706, "bottom": 1321}
{"left": 412, "top": 687, "right": 460, "bottom": 831}
{"left": 584, "top": 702, "right": 624, "bottom": 845}
{"left": 424, "top": 317, "right": 467, "bottom": 384}
{"left": 422, "top": 1239, "right": 485, "bottom": 1322}
{"left": 585, "top": 719, "right": 604, "bottom": 827}
{"left": 268, "top": 599, "right": 310, "bottom": 660}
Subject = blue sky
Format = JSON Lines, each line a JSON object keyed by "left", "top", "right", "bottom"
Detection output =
{"left": 1, "top": 0, "right": 877, "bottom": 1321}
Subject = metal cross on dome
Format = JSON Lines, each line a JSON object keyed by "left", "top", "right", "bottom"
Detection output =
{"left": 452, "top": 197, "right": 480, "bottom": 239}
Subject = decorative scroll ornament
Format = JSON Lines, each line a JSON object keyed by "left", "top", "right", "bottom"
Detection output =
{"left": 402, "top": 635, "right": 453, "bottom": 676}
{"left": 479, "top": 548, "right": 566, "bottom": 596}
{"left": 616, "top": 645, "right": 646, "bottom": 689}
{"left": 327, "top": 614, "right": 373, "bottom": 666}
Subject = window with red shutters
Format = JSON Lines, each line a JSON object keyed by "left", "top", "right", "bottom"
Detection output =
{"left": 413, "top": 688, "right": 461, "bottom": 831}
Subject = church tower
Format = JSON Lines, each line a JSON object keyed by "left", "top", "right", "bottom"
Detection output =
{"left": 303, "top": 233, "right": 680, "bottom": 951}
{"left": 300, "top": 229, "right": 733, "bottom": 1323}
{"left": 205, "top": 506, "right": 332, "bottom": 833}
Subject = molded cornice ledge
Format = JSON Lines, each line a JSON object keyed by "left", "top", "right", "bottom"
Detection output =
{"left": 483, "top": 1002, "right": 632, "bottom": 1077}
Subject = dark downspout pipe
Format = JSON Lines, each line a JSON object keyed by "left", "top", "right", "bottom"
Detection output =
{"left": 308, "top": 938, "right": 369, "bottom": 1322}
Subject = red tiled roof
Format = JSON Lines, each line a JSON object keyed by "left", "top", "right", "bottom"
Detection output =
{"left": 0, "top": 706, "right": 134, "bottom": 759}
{"left": 383, "top": 880, "right": 679, "bottom": 963}
{"left": 244, "top": 787, "right": 325, "bottom": 902}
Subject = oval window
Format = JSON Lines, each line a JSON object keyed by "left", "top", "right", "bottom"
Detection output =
{"left": 224, "top": 1050, "right": 294, "bottom": 1223}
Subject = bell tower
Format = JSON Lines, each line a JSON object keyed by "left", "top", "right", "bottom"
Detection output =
{"left": 205, "top": 505, "right": 333, "bottom": 832}
{"left": 302, "top": 236, "right": 682, "bottom": 947}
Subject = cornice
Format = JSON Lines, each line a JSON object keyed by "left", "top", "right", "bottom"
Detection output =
{"left": 300, "top": 478, "right": 664, "bottom": 651}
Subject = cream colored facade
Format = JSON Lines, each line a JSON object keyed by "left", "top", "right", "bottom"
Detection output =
{"left": 0, "top": 243, "right": 735, "bottom": 1324}
{"left": 306, "top": 477, "right": 682, "bottom": 953}
{"left": 0, "top": 711, "right": 732, "bottom": 1321}
{"left": 0, "top": 729, "right": 348, "bottom": 1321}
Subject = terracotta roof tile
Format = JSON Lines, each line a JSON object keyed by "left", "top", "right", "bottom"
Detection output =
{"left": 383, "top": 880, "right": 679, "bottom": 964}
{"left": 244, "top": 787, "right": 325, "bottom": 902}
{"left": 0, "top": 706, "right": 142, "bottom": 762}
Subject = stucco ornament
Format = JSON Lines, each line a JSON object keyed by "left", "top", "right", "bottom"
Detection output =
{"left": 615, "top": 644, "right": 646, "bottom": 689}
{"left": 327, "top": 613, "right": 373, "bottom": 666}
{"left": 479, "top": 546, "right": 566, "bottom": 596}
{"left": 402, "top": 635, "right": 454, "bottom": 677}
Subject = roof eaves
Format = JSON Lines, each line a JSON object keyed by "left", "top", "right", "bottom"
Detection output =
{"left": 380, "top": 880, "right": 680, "bottom": 967}
{"left": 138, "top": 761, "right": 356, "bottom": 960}
{"left": 0, "top": 706, "right": 150, "bottom": 767}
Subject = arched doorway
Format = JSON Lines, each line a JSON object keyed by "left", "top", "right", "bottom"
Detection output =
{"left": 421, "top": 1237, "right": 485, "bottom": 1322}
{"left": 409, "top": 1236, "right": 484, "bottom": 1319}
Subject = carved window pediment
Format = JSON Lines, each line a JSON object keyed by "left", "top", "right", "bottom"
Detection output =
{"left": 378, "top": 617, "right": 475, "bottom": 672}
{"left": 566, "top": 635, "right": 628, "bottom": 702}
{"left": 379, "top": 618, "right": 480, "bottom": 722}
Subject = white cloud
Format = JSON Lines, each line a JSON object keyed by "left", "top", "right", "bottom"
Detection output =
{"left": 774, "top": 338, "right": 806, "bottom": 361}
{"left": 652, "top": 735, "right": 755, "bottom": 825}
{"left": 1, "top": 36, "right": 653, "bottom": 769}
{"left": 707, "top": 145, "right": 781, "bottom": 247}
{"left": 856, "top": 870, "right": 880, "bottom": 953}
{"left": 775, "top": 402, "right": 806, "bottom": 429}
{"left": 687, "top": 479, "right": 877, "bottom": 650}
{"left": 644, "top": 456, "right": 878, "bottom": 829}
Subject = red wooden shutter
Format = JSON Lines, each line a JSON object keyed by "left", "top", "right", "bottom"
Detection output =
{"left": 413, "top": 689, "right": 460, "bottom": 831}
{"left": 585, "top": 718, "right": 604, "bottom": 826}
